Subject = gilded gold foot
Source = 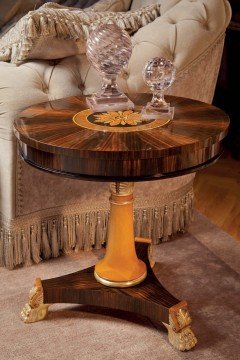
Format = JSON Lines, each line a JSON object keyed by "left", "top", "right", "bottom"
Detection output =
{"left": 163, "top": 301, "right": 197, "bottom": 351}
{"left": 21, "top": 278, "right": 50, "bottom": 323}
{"left": 165, "top": 323, "right": 197, "bottom": 351}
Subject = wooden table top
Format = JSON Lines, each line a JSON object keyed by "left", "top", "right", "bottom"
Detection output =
{"left": 14, "top": 94, "right": 229, "bottom": 181}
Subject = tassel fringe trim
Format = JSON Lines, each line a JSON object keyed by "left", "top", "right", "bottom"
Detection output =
{"left": 0, "top": 190, "right": 193, "bottom": 270}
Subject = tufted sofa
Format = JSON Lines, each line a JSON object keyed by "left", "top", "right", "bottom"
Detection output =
{"left": 0, "top": 0, "right": 231, "bottom": 269}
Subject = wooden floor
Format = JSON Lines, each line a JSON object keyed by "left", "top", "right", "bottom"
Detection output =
{"left": 194, "top": 151, "right": 240, "bottom": 241}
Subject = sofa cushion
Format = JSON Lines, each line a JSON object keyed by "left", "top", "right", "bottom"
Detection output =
{"left": 0, "top": 2, "right": 160, "bottom": 64}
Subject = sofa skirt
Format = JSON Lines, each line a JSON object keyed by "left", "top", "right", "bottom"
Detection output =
{"left": 0, "top": 175, "right": 194, "bottom": 270}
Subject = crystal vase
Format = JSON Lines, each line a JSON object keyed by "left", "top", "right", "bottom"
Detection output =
{"left": 86, "top": 23, "right": 134, "bottom": 112}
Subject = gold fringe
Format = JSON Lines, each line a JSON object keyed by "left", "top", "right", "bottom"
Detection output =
{"left": 30, "top": 225, "right": 42, "bottom": 264}
{"left": 83, "top": 213, "right": 92, "bottom": 251}
{"left": 51, "top": 220, "right": 59, "bottom": 258}
{"left": 172, "top": 202, "right": 178, "bottom": 234}
{"left": 179, "top": 200, "right": 185, "bottom": 230}
{"left": 41, "top": 222, "right": 51, "bottom": 260}
{"left": 162, "top": 205, "right": 169, "bottom": 242}
{"left": 75, "top": 214, "right": 83, "bottom": 252}
{"left": 62, "top": 216, "right": 71, "bottom": 254}
{"left": 5, "top": 231, "right": 14, "bottom": 270}
{"left": 151, "top": 209, "right": 160, "bottom": 245}
{"left": 46, "top": 15, "right": 57, "bottom": 36}
{"left": 28, "top": 17, "right": 38, "bottom": 38}
{"left": 0, "top": 190, "right": 193, "bottom": 269}
{"left": 22, "top": 229, "right": 32, "bottom": 267}
{"left": 70, "top": 216, "right": 76, "bottom": 249}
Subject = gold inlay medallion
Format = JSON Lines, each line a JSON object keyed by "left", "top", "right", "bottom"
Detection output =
{"left": 73, "top": 109, "right": 170, "bottom": 132}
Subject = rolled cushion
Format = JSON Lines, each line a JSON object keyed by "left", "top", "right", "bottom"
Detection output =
{"left": 0, "top": 2, "right": 160, "bottom": 64}
{"left": 0, "top": 0, "right": 131, "bottom": 38}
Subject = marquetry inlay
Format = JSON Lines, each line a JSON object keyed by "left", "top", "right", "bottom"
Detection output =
{"left": 73, "top": 109, "right": 170, "bottom": 132}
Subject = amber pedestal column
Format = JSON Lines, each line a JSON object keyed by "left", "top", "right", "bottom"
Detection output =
{"left": 94, "top": 182, "right": 147, "bottom": 287}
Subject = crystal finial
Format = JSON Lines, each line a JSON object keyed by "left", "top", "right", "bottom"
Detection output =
{"left": 86, "top": 23, "right": 134, "bottom": 112}
{"left": 141, "top": 57, "right": 176, "bottom": 119}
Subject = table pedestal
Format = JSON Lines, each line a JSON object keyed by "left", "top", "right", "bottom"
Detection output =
{"left": 21, "top": 183, "right": 197, "bottom": 351}
{"left": 95, "top": 182, "right": 147, "bottom": 287}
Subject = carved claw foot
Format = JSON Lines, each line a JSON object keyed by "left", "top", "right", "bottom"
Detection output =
{"left": 21, "top": 277, "right": 50, "bottom": 323}
{"left": 21, "top": 302, "right": 49, "bottom": 323}
{"left": 166, "top": 324, "right": 197, "bottom": 351}
{"left": 163, "top": 301, "right": 197, "bottom": 351}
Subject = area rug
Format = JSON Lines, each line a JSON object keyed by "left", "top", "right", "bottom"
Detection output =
{"left": 0, "top": 211, "right": 239, "bottom": 360}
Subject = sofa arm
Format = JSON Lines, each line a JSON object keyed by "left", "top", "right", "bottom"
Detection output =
{"left": 0, "top": 57, "right": 82, "bottom": 221}
{"left": 118, "top": 0, "right": 231, "bottom": 94}
{"left": 0, "top": 58, "right": 82, "bottom": 140}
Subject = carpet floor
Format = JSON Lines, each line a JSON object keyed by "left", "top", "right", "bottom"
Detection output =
{"left": 0, "top": 211, "right": 239, "bottom": 360}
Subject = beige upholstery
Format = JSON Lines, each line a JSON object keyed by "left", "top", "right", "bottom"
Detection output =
{"left": 0, "top": 0, "right": 231, "bottom": 269}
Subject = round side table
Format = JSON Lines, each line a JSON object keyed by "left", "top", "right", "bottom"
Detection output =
{"left": 14, "top": 94, "right": 229, "bottom": 351}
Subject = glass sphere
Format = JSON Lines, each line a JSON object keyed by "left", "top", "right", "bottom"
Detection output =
{"left": 86, "top": 23, "right": 132, "bottom": 77}
{"left": 143, "top": 57, "right": 176, "bottom": 91}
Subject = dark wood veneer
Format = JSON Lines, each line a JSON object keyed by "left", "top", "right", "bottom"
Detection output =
{"left": 42, "top": 242, "right": 179, "bottom": 325}
{"left": 14, "top": 94, "right": 229, "bottom": 180}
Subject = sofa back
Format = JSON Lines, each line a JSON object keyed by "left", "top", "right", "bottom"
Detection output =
{"left": 130, "top": 0, "right": 161, "bottom": 11}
